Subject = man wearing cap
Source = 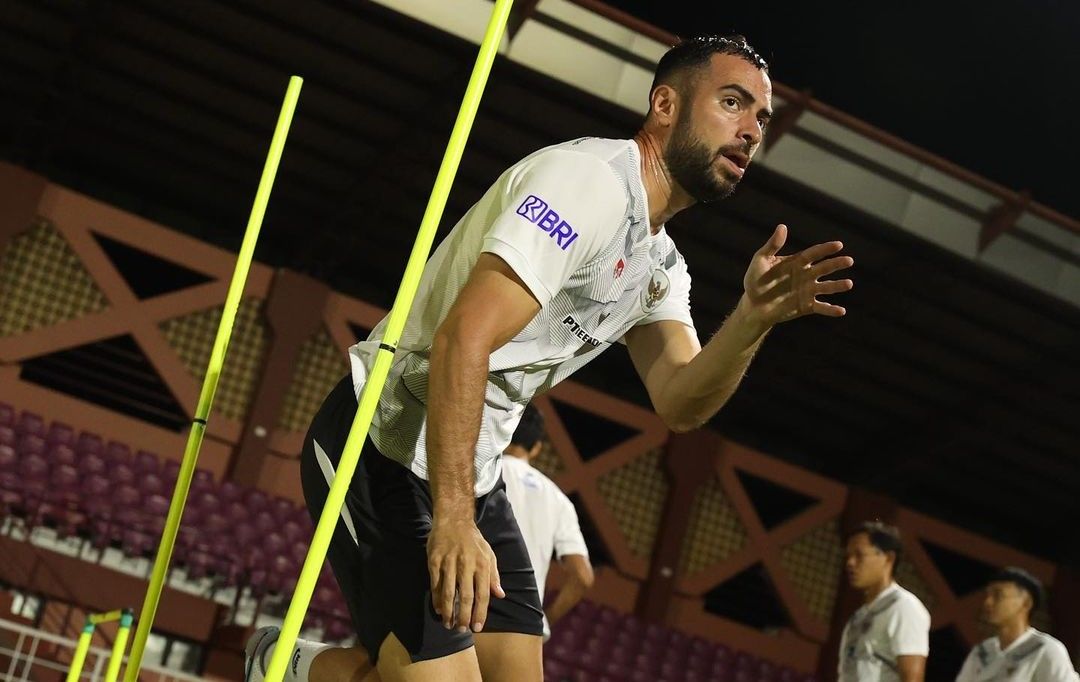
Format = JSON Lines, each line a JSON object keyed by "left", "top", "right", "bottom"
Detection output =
{"left": 956, "top": 566, "right": 1078, "bottom": 681}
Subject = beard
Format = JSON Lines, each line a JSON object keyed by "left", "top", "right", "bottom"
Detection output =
{"left": 664, "top": 112, "right": 744, "bottom": 203}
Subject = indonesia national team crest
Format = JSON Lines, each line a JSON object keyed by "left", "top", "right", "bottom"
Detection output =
{"left": 642, "top": 270, "right": 670, "bottom": 311}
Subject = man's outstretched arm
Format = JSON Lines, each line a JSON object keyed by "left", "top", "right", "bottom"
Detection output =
{"left": 627, "top": 224, "right": 854, "bottom": 432}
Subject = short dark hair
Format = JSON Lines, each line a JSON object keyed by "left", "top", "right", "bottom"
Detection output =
{"left": 991, "top": 566, "right": 1044, "bottom": 611}
{"left": 848, "top": 521, "right": 903, "bottom": 568}
{"left": 650, "top": 34, "right": 768, "bottom": 103}
{"left": 510, "top": 404, "right": 545, "bottom": 450}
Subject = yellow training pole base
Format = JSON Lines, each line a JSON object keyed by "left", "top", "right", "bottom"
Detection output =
{"left": 262, "top": 2, "right": 516, "bottom": 681}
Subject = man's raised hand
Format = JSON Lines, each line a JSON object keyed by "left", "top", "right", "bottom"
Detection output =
{"left": 741, "top": 224, "right": 854, "bottom": 328}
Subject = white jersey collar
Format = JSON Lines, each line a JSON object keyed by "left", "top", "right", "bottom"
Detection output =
{"left": 997, "top": 627, "right": 1036, "bottom": 654}
{"left": 864, "top": 581, "right": 900, "bottom": 609}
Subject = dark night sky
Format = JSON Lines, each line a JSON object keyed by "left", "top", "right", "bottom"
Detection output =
{"left": 602, "top": 0, "right": 1080, "bottom": 220}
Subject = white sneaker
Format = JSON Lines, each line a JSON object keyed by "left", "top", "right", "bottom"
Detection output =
{"left": 244, "top": 625, "right": 280, "bottom": 682}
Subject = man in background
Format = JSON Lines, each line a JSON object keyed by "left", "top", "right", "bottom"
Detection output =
{"left": 840, "top": 521, "right": 931, "bottom": 681}
{"left": 501, "top": 404, "right": 593, "bottom": 639}
{"left": 956, "top": 566, "right": 1078, "bottom": 681}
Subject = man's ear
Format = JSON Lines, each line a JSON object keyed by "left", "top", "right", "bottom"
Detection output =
{"left": 649, "top": 83, "right": 681, "bottom": 127}
{"left": 885, "top": 550, "right": 898, "bottom": 576}
{"left": 1021, "top": 590, "right": 1034, "bottom": 614}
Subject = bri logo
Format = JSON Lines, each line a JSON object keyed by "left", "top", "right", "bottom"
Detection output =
{"left": 516, "top": 195, "right": 579, "bottom": 251}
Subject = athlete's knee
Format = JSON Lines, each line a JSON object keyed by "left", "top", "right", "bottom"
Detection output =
{"left": 474, "top": 632, "right": 542, "bottom": 682}
{"left": 309, "top": 645, "right": 375, "bottom": 682}
{"left": 375, "top": 633, "right": 481, "bottom": 682}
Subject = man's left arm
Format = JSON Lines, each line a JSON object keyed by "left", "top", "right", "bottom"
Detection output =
{"left": 546, "top": 554, "right": 594, "bottom": 626}
{"left": 893, "top": 598, "right": 931, "bottom": 682}
{"left": 627, "top": 224, "right": 853, "bottom": 432}
{"left": 546, "top": 493, "right": 594, "bottom": 625}
{"left": 625, "top": 302, "right": 762, "bottom": 433}
{"left": 897, "top": 655, "right": 927, "bottom": 682}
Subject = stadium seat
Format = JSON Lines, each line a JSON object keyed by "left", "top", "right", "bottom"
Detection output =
{"left": 75, "top": 431, "right": 104, "bottom": 457}
{"left": 45, "top": 422, "right": 75, "bottom": 447}
{"left": 15, "top": 411, "right": 45, "bottom": 437}
{"left": 105, "top": 441, "right": 133, "bottom": 465}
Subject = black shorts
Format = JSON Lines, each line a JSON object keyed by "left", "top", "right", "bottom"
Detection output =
{"left": 299, "top": 375, "right": 544, "bottom": 664}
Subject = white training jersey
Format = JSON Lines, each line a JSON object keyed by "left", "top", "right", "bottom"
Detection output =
{"left": 349, "top": 138, "right": 695, "bottom": 495}
{"left": 839, "top": 582, "right": 932, "bottom": 682}
{"left": 501, "top": 454, "right": 589, "bottom": 638}
{"left": 956, "top": 628, "right": 1079, "bottom": 682}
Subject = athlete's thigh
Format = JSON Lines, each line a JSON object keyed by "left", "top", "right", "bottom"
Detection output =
{"left": 473, "top": 632, "right": 542, "bottom": 682}
{"left": 374, "top": 632, "right": 482, "bottom": 682}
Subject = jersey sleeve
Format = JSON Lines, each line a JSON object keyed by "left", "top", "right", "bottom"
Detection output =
{"left": 552, "top": 491, "right": 589, "bottom": 559}
{"left": 636, "top": 249, "right": 695, "bottom": 329}
{"left": 1034, "top": 640, "right": 1080, "bottom": 682}
{"left": 891, "top": 596, "right": 931, "bottom": 657}
{"left": 482, "top": 150, "right": 627, "bottom": 308}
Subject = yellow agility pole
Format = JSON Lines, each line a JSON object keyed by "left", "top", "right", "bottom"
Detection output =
{"left": 103, "top": 610, "right": 134, "bottom": 682}
{"left": 64, "top": 621, "right": 95, "bottom": 682}
{"left": 65, "top": 608, "right": 132, "bottom": 682}
{"left": 263, "top": 2, "right": 515, "bottom": 680}
{"left": 122, "top": 75, "right": 304, "bottom": 682}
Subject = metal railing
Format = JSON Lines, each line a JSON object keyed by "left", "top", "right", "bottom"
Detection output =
{"left": 0, "top": 617, "right": 203, "bottom": 682}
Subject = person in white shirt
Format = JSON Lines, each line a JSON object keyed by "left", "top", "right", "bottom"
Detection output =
{"left": 501, "top": 404, "right": 594, "bottom": 640}
{"left": 839, "top": 521, "right": 931, "bottom": 682}
{"left": 956, "top": 567, "right": 1078, "bottom": 682}
{"left": 247, "top": 34, "right": 856, "bottom": 682}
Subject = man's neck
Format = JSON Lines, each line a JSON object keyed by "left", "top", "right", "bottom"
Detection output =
{"left": 861, "top": 578, "right": 894, "bottom": 605}
{"left": 996, "top": 618, "right": 1030, "bottom": 650}
{"left": 633, "top": 130, "right": 695, "bottom": 230}
{"left": 504, "top": 446, "right": 531, "bottom": 462}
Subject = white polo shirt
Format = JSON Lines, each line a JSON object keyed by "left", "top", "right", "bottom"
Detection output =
{"left": 839, "top": 582, "right": 931, "bottom": 681}
{"left": 501, "top": 454, "right": 588, "bottom": 638}
{"left": 956, "top": 628, "right": 1079, "bottom": 681}
{"left": 349, "top": 137, "right": 695, "bottom": 495}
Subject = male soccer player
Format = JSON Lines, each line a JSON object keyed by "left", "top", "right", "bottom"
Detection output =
{"left": 956, "top": 567, "right": 1078, "bottom": 681}
{"left": 839, "top": 521, "right": 931, "bottom": 681}
{"left": 501, "top": 404, "right": 593, "bottom": 639}
{"left": 247, "top": 34, "right": 854, "bottom": 682}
